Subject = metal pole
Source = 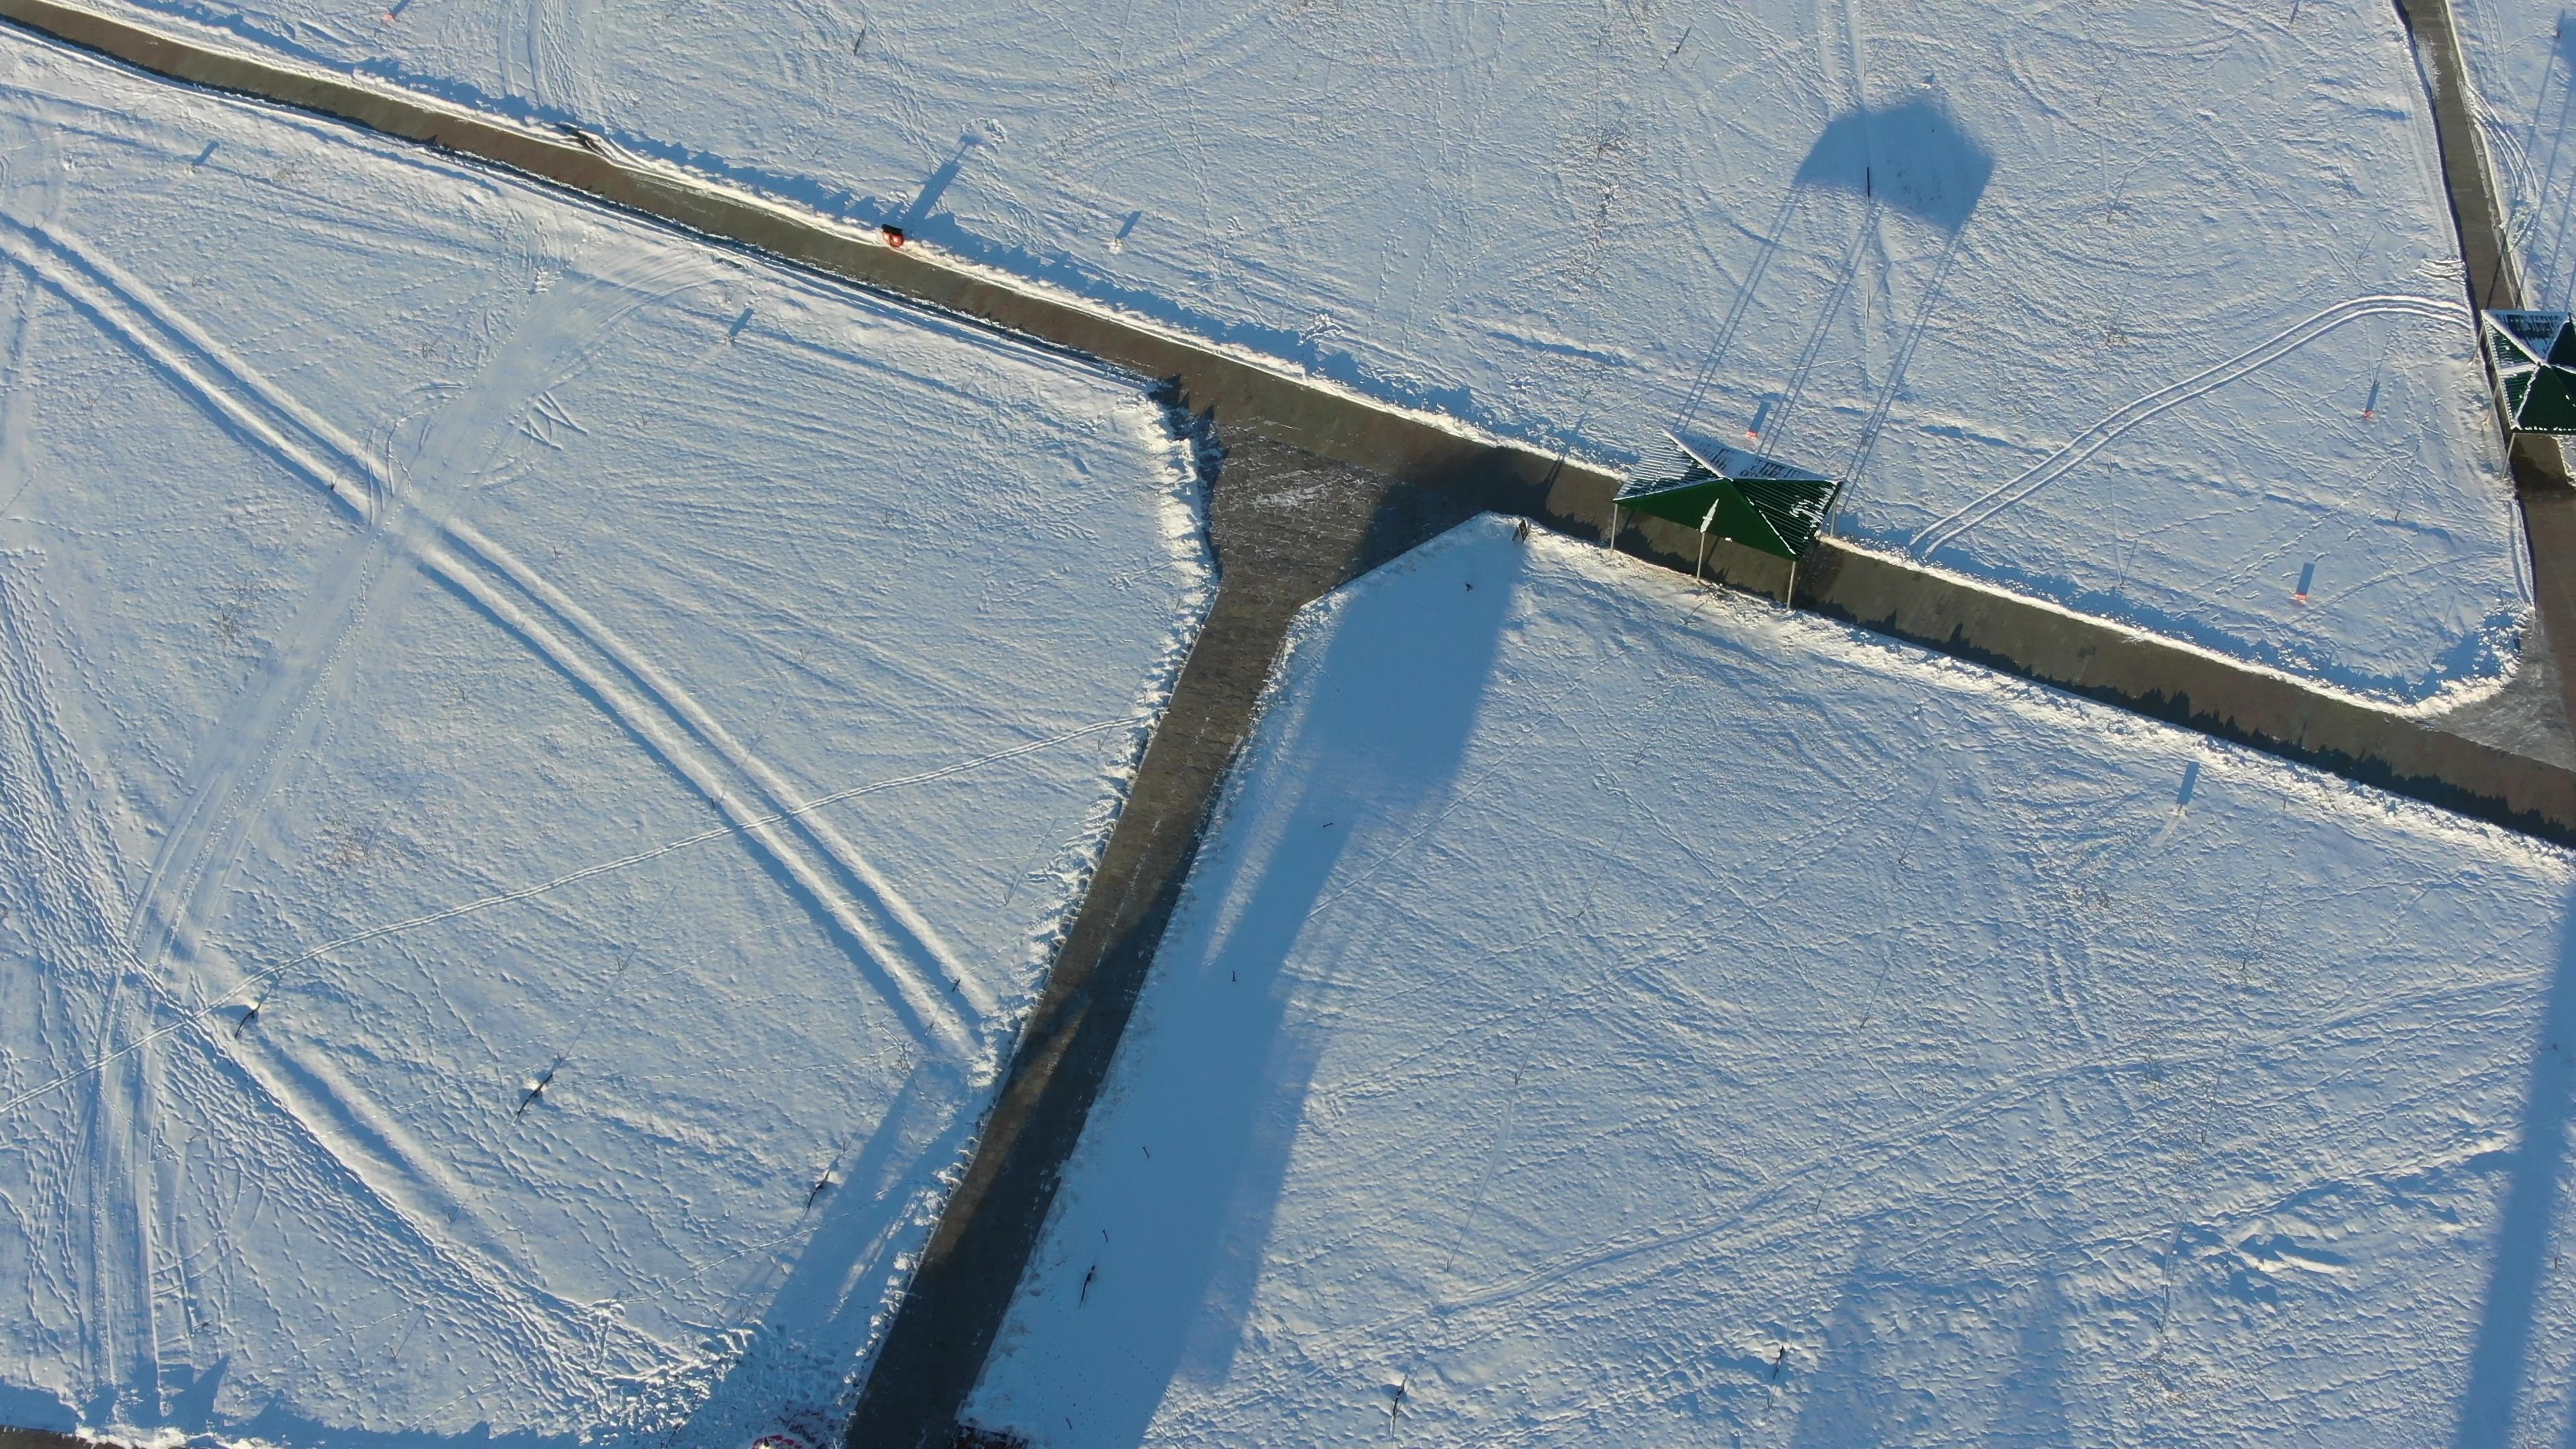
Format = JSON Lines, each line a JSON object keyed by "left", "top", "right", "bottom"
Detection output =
{"left": 1695, "top": 530, "right": 1709, "bottom": 582}
{"left": 1786, "top": 559, "right": 1799, "bottom": 610}
{"left": 1608, "top": 504, "right": 1621, "bottom": 551}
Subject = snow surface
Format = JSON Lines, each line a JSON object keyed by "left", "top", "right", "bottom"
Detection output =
{"left": 2457, "top": 0, "right": 2576, "bottom": 307}
{"left": 83, "top": 0, "right": 2529, "bottom": 700}
{"left": 0, "top": 30, "right": 1208, "bottom": 1446}
{"left": 968, "top": 515, "right": 2576, "bottom": 1448}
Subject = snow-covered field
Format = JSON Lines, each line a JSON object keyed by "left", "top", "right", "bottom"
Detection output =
{"left": 968, "top": 516, "right": 2576, "bottom": 1448}
{"left": 81, "top": 0, "right": 2528, "bottom": 701}
{"left": 2457, "top": 0, "right": 2576, "bottom": 304}
{"left": 0, "top": 30, "right": 1207, "bottom": 1446}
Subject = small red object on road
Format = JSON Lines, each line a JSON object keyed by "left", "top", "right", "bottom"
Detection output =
{"left": 881, "top": 225, "right": 906, "bottom": 248}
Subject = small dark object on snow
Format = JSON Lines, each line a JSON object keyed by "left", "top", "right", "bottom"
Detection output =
{"left": 1513, "top": 518, "right": 1530, "bottom": 543}
{"left": 1772, "top": 1344, "right": 1788, "bottom": 1380}
{"left": 516, "top": 1057, "right": 563, "bottom": 1118}
{"left": 1080, "top": 1263, "right": 1097, "bottom": 1303}
{"left": 882, "top": 224, "right": 907, "bottom": 248}
{"left": 233, "top": 1001, "right": 260, "bottom": 1038}
{"left": 555, "top": 123, "right": 604, "bottom": 156}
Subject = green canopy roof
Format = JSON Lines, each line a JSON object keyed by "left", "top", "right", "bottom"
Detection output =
{"left": 2483, "top": 310, "right": 2576, "bottom": 433}
{"left": 1615, "top": 434, "right": 1841, "bottom": 561}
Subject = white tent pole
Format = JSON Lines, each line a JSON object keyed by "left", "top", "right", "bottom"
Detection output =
{"left": 1695, "top": 529, "right": 1708, "bottom": 582}
{"left": 1608, "top": 504, "right": 1620, "bottom": 551}
{"left": 1786, "top": 559, "right": 1799, "bottom": 610}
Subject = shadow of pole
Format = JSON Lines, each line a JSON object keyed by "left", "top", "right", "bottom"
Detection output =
{"left": 2455, "top": 887, "right": 2576, "bottom": 1448}
{"left": 898, "top": 135, "right": 982, "bottom": 233}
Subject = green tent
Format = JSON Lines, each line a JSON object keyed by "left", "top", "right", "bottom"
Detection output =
{"left": 2483, "top": 310, "right": 2576, "bottom": 433}
{"left": 1615, "top": 433, "right": 1843, "bottom": 567}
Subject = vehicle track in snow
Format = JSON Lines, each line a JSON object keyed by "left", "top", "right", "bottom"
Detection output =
{"left": 0, "top": 205, "right": 983, "bottom": 1063}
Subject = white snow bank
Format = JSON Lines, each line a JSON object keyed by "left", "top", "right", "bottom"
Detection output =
{"left": 968, "top": 515, "right": 2576, "bottom": 1448}
{"left": 86, "top": 0, "right": 2530, "bottom": 700}
{"left": 0, "top": 30, "right": 1207, "bottom": 1447}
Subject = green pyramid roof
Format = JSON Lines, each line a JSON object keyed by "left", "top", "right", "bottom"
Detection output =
{"left": 1616, "top": 435, "right": 1841, "bottom": 561}
{"left": 2483, "top": 310, "right": 2576, "bottom": 433}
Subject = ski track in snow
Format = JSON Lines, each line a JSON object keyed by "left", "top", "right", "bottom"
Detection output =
{"left": 0, "top": 35, "right": 1210, "bottom": 1444}
{"left": 0, "top": 205, "right": 984, "bottom": 1060}
{"left": 78, "top": 0, "right": 2530, "bottom": 700}
{"left": 1911, "top": 294, "right": 2473, "bottom": 556}
{"left": 969, "top": 519, "right": 2576, "bottom": 1447}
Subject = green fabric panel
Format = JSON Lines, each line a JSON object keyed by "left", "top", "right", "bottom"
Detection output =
{"left": 2546, "top": 319, "right": 2576, "bottom": 369}
{"left": 1618, "top": 474, "right": 1801, "bottom": 558}
{"left": 2487, "top": 317, "right": 2532, "bottom": 368}
{"left": 2518, "top": 367, "right": 2576, "bottom": 432}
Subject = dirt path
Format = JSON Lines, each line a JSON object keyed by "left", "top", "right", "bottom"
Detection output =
{"left": 843, "top": 436, "right": 1479, "bottom": 1447}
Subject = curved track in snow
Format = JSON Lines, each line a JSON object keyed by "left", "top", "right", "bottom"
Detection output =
{"left": 1908, "top": 293, "right": 2473, "bottom": 559}
{"left": 0, "top": 207, "right": 984, "bottom": 1063}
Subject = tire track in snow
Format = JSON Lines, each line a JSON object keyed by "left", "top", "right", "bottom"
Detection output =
{"left": 0, "top": 720, "right": 1121, "bottom": 1121}
{"left": 1908, "top": 294, "right": 2471, "bottom": 558}
{"left": 0, "top": 207, "right": 981, "bottom": 1061}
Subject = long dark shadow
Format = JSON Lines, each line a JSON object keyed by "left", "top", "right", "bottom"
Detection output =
{"left": 841, "top": 431, "right": 1485, "bottom": 1448}
{"left": 2455, "top": 886, "right": 2576, "bottom": 1448}
{"left": 1028, "top": 523, "right": 1514, "bottom": 1444}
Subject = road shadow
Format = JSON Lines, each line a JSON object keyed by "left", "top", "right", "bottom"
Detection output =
{"left": 2455, "top": 885, "right": 2576, "bottom": 1448}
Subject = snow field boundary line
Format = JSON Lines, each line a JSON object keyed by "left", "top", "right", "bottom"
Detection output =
{"left": 0, "top": 4, "right": 2568, "bottom": 840}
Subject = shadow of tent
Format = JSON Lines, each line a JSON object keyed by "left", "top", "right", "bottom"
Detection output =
{"left": 2453, "top": 885, "right": 2576, "bottom": 1449}
{"left": 2521, "top": 14, "right": 2576, "bottom": 304}
{"left": 1674, "top": 97, "right": 1988, "bottom": 464}
{"left": 1791, "top": 95, "right": 1992, "bottom": 237}
{"left": 1050, "top": 528, "right": 1519, "bottom": 1445}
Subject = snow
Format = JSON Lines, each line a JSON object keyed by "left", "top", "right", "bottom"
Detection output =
{"left": 967, "top": 515, "right": 2576, "bottom": 1448}
{"left": 2456, "top": 0, "right": 2576, "bottom": 306}
{"left": 83, "top": 0, "right": 2529, "bottom": 700}
{"left": 0, "top": 30, "right": 1207, "bottom": 1446}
